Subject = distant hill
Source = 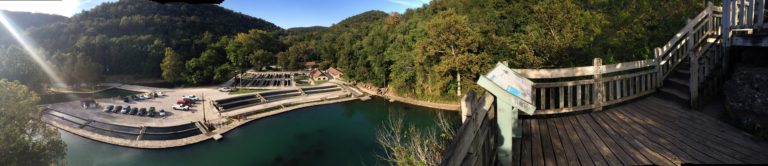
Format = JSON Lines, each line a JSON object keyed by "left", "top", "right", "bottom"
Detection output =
{"left": 28, "top": 0, "right": 281, "bottom": 53}
{"left": 14, "top": 0, "right": 283, "bottom": 78}
{"left": 0, "top": 10, "right": 66, "bottom": 46}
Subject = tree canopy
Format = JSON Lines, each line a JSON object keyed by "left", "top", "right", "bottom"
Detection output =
{"left": 0, "top": 79, "right": 66, "bottom": 165}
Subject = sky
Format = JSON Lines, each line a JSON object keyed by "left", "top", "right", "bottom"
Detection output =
{"left": 0, "top": 0, "right": 430, "bottom": 28}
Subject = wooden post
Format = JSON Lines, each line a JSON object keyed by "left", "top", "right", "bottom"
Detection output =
{"left": 723, "top": 0, "right": 733, "bottom": 73}
{"left": 593, "top": 58, "right": 604, "bottom": 111}
{"left": 749, "top": 0, "right": 755, "bottom": 28}
{"left": 654, "top": 48, "right": 663, "bottom": 88}
{"left": 758, "top": 0, "right": 766, "bottom": 30}
{"left": 688, "top": 33, "right": 700, "bottom": 109}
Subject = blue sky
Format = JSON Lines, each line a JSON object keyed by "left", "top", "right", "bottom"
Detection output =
{"left": 0, "top": 0, "right": 430, "bottom": 28}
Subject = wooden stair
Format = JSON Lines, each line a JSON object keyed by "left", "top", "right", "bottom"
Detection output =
{"left": 658, "top": 58, "right": 693, "bottom": 107}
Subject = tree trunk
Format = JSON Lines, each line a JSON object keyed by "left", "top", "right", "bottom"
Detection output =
{"left": 457, "top": 72, "right": 461, "bottom": 97}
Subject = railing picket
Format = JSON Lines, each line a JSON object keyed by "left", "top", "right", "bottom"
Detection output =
{"left": 559, "top": 87, "right": 565, "bottom": 111}
{"left": 576, "top": 85, "right": 582, "bottom": 106}
{"left": 565, "top": 86, "right": 574, "bottom": 108}
{"left": 539, "top": 88, "right": 545, "bottom": 111}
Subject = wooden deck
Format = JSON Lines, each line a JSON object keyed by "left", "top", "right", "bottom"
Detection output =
{"left": 512, "top": 96, "right": 768, "bottom": 165}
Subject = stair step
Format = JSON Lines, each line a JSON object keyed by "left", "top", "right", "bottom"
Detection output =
{"left": 659, "top": 87, "right": 690, "bottom": 103}
{"left": 668, "top": 76, "right": 690, "bottom": 87}
{"left": 675, "top": 67, "right": 690, "bottom": 75}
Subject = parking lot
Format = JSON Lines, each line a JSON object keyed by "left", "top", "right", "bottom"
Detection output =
{"left": 47, "top": 85, "right": 231, "bottom": 127}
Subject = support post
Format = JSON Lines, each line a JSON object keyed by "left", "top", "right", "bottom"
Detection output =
{"left": 688, "top": 33, "right": 700, "bottom": 109}
{"left": 655, "top": 48, "right": 663, "bottom": 89}
{"left": 758, "top": 0, "right": 766, "bottom": 30}
{"left": 750, "top": 0, "right": 756, "bottom": 27}
{"left": 593, "top": 58, "right": 604, "bottom": 111}
{"left": 476, "top": 63, "right": 535, "bottom": 166}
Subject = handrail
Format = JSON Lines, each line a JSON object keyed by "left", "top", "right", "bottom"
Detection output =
{"left": 510, "top": 4, "right": 723, "bottom": 115}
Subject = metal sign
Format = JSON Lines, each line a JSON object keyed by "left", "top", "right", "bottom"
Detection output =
{"left": 485, "top": 63, "right": 534, "bottom": 104}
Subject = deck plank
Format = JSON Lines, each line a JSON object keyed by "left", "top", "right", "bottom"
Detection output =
{"left": 561, "top": 115, "right": 594, "bottom": 166}
{"left": 605, "top": 108, "right": 702, "bottom": 164}
{"left": 627, "top": 102, "right": 744, "bottom": 164}
{"left": 567, "top": 116, "right": 608, "bottom": 165}
{"left": 553, "top": 116, "right": 581, "bottom": 166}
{"left": 530, "top": 119, "right": 545, "bottom": 166}
{"left": 574, "top": 115, "right": 623, "bottom": 165}
{"left": 638, "top": 98, "right": 768, "bottom": 163}
{"left": 512, "top": 96, "right": 768, "bottom": 165}
{"left": 544, "top": 119, "right": 567, "bottom": 166}
{"left": 538, "top": 120, "right": 557, "bottom": 166}
{"left": 521, "top": 120, "right": 532, "bottom": 166}
{"left": 612, "top": 104, "right": 722, "bottom": 164}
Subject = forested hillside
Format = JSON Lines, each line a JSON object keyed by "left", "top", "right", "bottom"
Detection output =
{"left": 1, "top": 0, "right": 282, "bottom": 90}
{"left": 0, "top": 0, "right": 707, "bottom": 103}
{"left": 279, "top": 0, "right": 706, "bottom": 102}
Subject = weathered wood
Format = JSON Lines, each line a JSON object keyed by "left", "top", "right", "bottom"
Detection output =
{"left": 558, "top": 87, "right": 564, "bottom": 111}
{"left": 594, "top": 58, "right": 604, "bottom": 111}
{"left": 757, "top": 0, "right": 765, "bottom": 29}
{"left": 513, "top": 59, "right": 654, "bottom": 79}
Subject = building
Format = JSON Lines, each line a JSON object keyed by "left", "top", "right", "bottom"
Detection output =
{"left": 304, "top": 61, "right": 317, "bottom": 70}
{"left": 326, "top": 67, "right": 344, "bottom": 80}
{"left": 310, "top": 69, "right": 328, "bottom": 81}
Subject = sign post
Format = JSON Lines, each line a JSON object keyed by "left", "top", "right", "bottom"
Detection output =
{"left": 476, "top": 62, "right": 536, "bottom": 166}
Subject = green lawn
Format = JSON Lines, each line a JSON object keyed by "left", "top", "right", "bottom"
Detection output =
{"left": 228, "top": 88, "right": 267, "bottom": 95}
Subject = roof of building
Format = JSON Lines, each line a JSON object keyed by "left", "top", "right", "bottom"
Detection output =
{"left": 310, "top": 69, "right": 326, "bottom": 77}
{"left": 304, "top": 61, "right": 317, "bottom": 67}
{"left": 327, "top": 67, "right": 343, "bottom": 76}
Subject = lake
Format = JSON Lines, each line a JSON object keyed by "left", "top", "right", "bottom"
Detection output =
{"left": 60, "top": 97, "right": 458, "bottom": 165}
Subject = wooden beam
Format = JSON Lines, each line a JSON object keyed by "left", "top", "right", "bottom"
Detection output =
{"left": 513, "top": 59, "right": 655, "bottom": 79}
{"left": 749, "top": 0, "right": 755, "bottom": 27}
{"left": 731, "top": 35, "right": 768, "bottom": 46}
{"left": 757, "top": 0, "right": 766, "bottom": 29}
{"left": 593, "top": 58, "right": 604, "bottom": 111}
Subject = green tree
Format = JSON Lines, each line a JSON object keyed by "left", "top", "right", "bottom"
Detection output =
{"left": 0, "top": 79, "right": 66, "bottom": 165}
{"left": 415, "top": 9, "right": 490, "bottom": 98}
{"left": 160, "top": 47, "right": 184, "bottom": 82}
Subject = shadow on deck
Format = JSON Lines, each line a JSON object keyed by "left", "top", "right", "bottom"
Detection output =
{"left": 512, "top": 96, "right": 768, "bottom": 165}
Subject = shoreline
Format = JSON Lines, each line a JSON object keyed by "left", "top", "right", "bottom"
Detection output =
{"left": 355, "top": 84, "right": 460, "bottom": 111}
{"left": 44, "top": 95, "right": 362, "bottom": 149}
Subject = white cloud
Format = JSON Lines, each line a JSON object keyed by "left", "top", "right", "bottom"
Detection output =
{"left": 0, "top": 0, "right": 117, "bottom": 17}
{"left": 387, "top": 0, "right": 430, "bottom": 8}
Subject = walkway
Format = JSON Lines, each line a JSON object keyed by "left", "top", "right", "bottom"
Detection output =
{"left": 512, "top": 96, "right": 768, "bottom": 165}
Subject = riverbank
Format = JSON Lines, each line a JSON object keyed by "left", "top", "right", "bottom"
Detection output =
{"left": 43, "top": 84, "right": 368, "bottom": 149}
{"left": 356, "top": 83, "right": 460, "bottom": 111}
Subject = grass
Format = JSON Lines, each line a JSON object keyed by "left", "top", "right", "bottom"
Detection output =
{"left": 228, "top": 88, "right": 267, "bottom": 95}
{"left": 314, "top": 80, "right": 329, "bottom": 85}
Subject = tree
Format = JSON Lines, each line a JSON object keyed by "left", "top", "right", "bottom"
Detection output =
{"left": 415, "top": 9, "right": 490, "bottom": 98}
{"left": 160, "top": 47, "right": 184, "bottom": 82}
{"left": 0, "top": 79, "right": 66, "bottom": 165}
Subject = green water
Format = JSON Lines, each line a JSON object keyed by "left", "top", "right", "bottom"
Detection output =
{"left": 61, "top": 98, "right": 458, "bottom": 166}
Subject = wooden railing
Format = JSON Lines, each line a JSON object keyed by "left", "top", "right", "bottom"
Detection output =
{"left": 511, "top": 4, "right": 723, "bottom": 115}
{"left": 441, "top": 91, "right": 497, "bottom": 166}
{"left": 722, "top": 0, "right": 766, "bottom": 46}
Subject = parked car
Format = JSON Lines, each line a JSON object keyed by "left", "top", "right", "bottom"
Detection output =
{"left": 129, "top": 108, "right": 139, "bottom": 115}
{"left": 120, "top": 107, "right": 129, "bottom": 114}
{"left": 183, "top": 95, "right": 199, "bottom": 101}
{"left": 218, "top": 87, "right": 232, "bottom": 92}
{"left": 158, "top": 109, "right": 167, "bottom": 117}
{"left": 149, "top": 107, "right": 156, "bottom": 112}
{"left": 148, "top": 109, "right": 156, "bottom": 117}
{"left": 143, "top": 94, "right": 153, "bottom": 99}
{"left": 131, "top": 95, "right": 141, "bottom": 101}
{"left": 103, "top": 105, "right": 114, "bottom": 113}
{"left": 138, "top": 108, "right": 147, "bottom": 116}
{"left": 172, "top": 104, "right": 190, "bottom": 110}
{"left": 156, "top": 91, "right": 166, "bottom": 96}
{"left": 113, "top": 106, "right": 123, "bottom": 113}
